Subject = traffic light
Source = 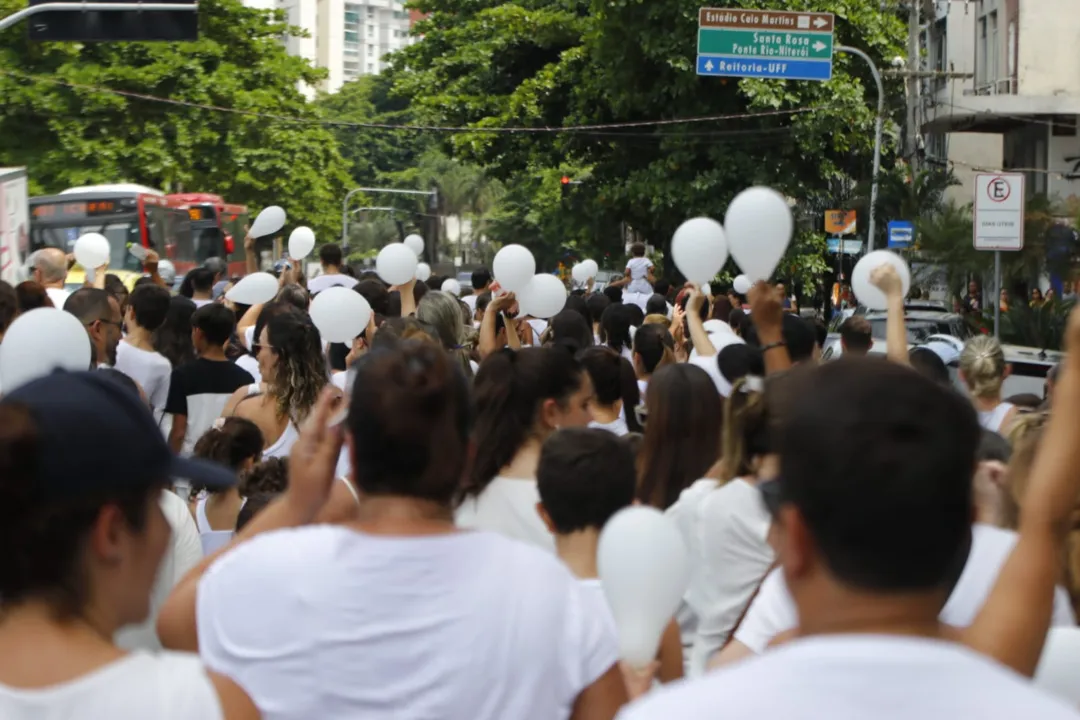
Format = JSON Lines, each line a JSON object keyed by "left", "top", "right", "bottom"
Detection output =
{"left": 561, "top": 176, "right": 571, "bottom": 201}
{"left": 28, "top": 0, "right": 198, "bottom": 41}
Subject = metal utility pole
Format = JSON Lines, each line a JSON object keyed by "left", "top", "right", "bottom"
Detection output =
{"left": 906, "top": 0, "right": 921, "bottom": 174}
{"left": 836, "top": 46, "right": 884, "bottom": 253}
{"left": 0, "top": 1, "right": 196, "bottom": 32}
{"left": 340, "top": 187, "right": 437, "bottom": 257}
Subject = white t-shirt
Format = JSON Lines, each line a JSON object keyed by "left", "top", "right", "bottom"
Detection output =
{"left": 463, "top": 293, "right": 482, "bottom": 313}
{"left": 116, "top": 490, "right": 203, "bottom": 651}
{"left": 589, "top": 417, "right": 630, "bottom": 436}
{"left": 115, "top": 341, "right": 173, "bottom": 415}
{"left": 197, "top": 526, "right": 618, "bottom": 720}
{"left": 617, "top": 635, "right": 1080, "bottom": 720}
{"left": 307, "top": 273, "right": 359, "bottom": 295}
{"left": 734, "top": 523, "right": 1078, "bottom": 654}
{"left": 668, "top": 478, "right": 774, "bottom": 676}
{"left": 625, "top": 257, "right": 654, "bottom": 295}
{"left": 234, "top": 354, "right": 260, "bottom": 385}
{"left": 0, "top": 651, "right": 223, "bottom": 720}
{"left": 45, "top": 286, "right": 71, "bottom": 309}
{"left": 192, "top": 298, "right": 214, "bottom": 308}
{"left": 455, "top": 476, "right": 554, "bottom": 552}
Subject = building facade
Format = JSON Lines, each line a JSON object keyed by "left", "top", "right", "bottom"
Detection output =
{"left": 248, "top": 0, "right": 415, "bottom": 95}
{"left": 924, "top": 0, "right": 1080, "bottom": 205}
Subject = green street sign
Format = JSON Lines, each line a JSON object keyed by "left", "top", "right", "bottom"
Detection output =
{"left": 697, "top": 27, "right": 833, "bottom": 61}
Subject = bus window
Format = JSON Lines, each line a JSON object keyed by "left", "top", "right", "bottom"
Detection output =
{"left": 145, "top": 204, "right": 168, "bottom": 255}
{"left": 166, "top": 207, "right": 193, "bottom": 264}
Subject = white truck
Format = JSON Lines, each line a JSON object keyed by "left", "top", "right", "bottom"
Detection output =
{"left": 0, "top": 168, "right": 28, "bottom": 285}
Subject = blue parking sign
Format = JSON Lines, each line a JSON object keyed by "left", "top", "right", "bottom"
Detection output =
{"left": 888, "top": 221, "right": 915, "bottom": 249}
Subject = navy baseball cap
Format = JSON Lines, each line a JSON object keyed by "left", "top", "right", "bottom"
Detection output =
{"left": 2, "top": 370, "right": 237, "bottom": 496}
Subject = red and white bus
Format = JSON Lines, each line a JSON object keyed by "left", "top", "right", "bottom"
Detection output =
{"left": 165, "top": 192, "right": 250, "bottom": 276}
{"left": 29, "top": 185, "right": 190, "bottom": 281}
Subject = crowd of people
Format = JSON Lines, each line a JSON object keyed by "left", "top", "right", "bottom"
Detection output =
{"left": 0, "top": 237, "right": 1079, "bottom": 719}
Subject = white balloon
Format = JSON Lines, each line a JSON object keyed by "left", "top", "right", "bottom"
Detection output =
{"left": 73, "top": 233, "right": 110, "bottom": 269}
{"left": 702, "top": 283, "right": 712, "bottom": 298}
{"left": 517, "top": 274, "right": 567, "bottom": 319}
{"left": 599, "top": 506, "right": 691, "bottom": 667}
{"left": 851, "top": 250, "right": 911, "bottom": 311}
{"left": 416, "top": 262, "right": 432, "bottom": 282}
{"left": 287, "top": 226, "right": 316, "bottom": 259}
{"left": 0, "top": 308, "right": 92, "bottom": 392}
{"left": 403, "top": 234, "right": 425, "bottom": 257}
{"left": 571, "top": 263, "right": 590, "bottom": 284}
{"left": 493, "top": 244, "right": 536, "bottom": 293}
{"left": 309, "top": 286, "right": 372, "bottom": 344}
{"left": 725, "top": 187, "right": 793, "bottom": 281}
{"left": 733, "top": 274, "right": 751, "bottom": 295}
{"left": 250, "top": 205, "right": 286, "bottom": 238}
{"left": 671, "top": 218, "right": 728, "bottom": 285}
{"left": 581, "top": 259, "right": 599, "bottom": 279}
{"left": 225, "top": 272, "right": 279, "bottom": 305}
{"left": 441, "top": 279, "right": 462, "bottom": 297}
{"left": 376, "top": 243, "right": 419, "bottom": 286}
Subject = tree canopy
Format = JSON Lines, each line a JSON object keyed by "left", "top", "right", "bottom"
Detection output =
{"left": 0, "top": 0, "right": 351, "bottom": 236}
{"left": 389, "top": 0, "right": 907, "bottom": 281}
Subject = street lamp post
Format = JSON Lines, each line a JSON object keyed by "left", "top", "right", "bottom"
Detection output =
{"left": 835, "top": 45, "right": 885, "bottom": 253}
{"left": 340, "top": 187, "right": 439, "bottom": 252}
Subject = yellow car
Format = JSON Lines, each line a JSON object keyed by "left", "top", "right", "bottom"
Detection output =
{"left": 63, "top": 267, "right": 144, "bottom": 293}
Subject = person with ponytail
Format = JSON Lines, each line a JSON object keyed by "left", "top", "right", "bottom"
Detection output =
{"left": 632, "top": 323, "right": 675, "bottom": 398}
{"left": 190, "top": 418, "right": 264, "bottom": 554}
{"left": 960, "top": 335, "right": 1019, "bottom": 435}
{"left": 456, "top": 345, "right": 593, "bottom": 550}
{"left": 577, "top": 347, "right": 642, "bottom": 436}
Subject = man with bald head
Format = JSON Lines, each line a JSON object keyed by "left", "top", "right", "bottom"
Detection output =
{"left": 27, "top": 247, "right": 71, "bottom": 308}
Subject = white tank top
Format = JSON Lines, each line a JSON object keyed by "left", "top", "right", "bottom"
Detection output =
{"left": 978, "top": 402, "right": 1015, "bottom": 434}
{"left": 0, "top": 651, "right": 223, "bottom": 720}
{"left": 195, "top": 497, "right": 236, "bottom": 556}
{"left": 243, "top": 384, "right": 300, "bottom": 459}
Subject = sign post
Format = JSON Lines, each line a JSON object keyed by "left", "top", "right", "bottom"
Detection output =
{"left": 697, "top": 9, "right": 835, "bottom": 81}
{"left": 974, "top": 172, "right": 1025, "bottom": 338}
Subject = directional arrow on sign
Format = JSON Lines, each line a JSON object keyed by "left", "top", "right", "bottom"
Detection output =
{"left": 813, "top": 41, "right": 826, "bottom": 52}
{"left": 813, "top": 16, "right": 828, "bottom": 28}
{"left": 705, "top": 60, "right": 714, "bottom": 71}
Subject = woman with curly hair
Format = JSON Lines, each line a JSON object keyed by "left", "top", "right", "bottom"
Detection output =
{"left": 222, "top": 308, "right": 331, "bottom": 460}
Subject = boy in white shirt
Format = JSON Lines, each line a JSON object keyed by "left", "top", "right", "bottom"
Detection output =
{"left": 536, "top": 427, "right": 683, "bottom": 692}
{"left": 114, "top": 283, "right": 173, "bottom": 418}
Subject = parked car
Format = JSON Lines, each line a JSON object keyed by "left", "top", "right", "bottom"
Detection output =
{"left": 822, "top": 310, "right": 971, "bottom": 360}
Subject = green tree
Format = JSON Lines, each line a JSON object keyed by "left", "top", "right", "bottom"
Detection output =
{"left": 392, "top": 0, "right": 906, "bottom": 285}
{"left": 0, "top": 0, "right": 351, "bottom": 236}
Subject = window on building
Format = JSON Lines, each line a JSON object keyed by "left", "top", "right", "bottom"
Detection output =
{"left": 976, "top": 18, "right": 987, "bottom": 87}
{"left": 367, "top": 6, "right": 373, "bottom": 17}
{"left": 989, "top": 12, "right": 998, "bottom": 85}
{"left": 367, "top": 45, "right": 373, "bottom": 56}
{"left": 345, "top": 30, "right": 358, "bottom": 42}
{"left": 367, "top": 62, "right": 374, "bottom": 73}
{"left": 344, "top": 11, "right": 358, "bottom": 23}
{"left": 368, "top": 24, "right": 374, "bottom": 36}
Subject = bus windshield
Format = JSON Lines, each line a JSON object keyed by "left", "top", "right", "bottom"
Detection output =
{"left": 30, "top": 220, "right": 144, "bottom": 273}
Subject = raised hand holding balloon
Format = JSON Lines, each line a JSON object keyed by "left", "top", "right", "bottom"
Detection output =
{"left": 74, "top": 233, "right": 110, "bottom": 283}
{"left": 725, "top": 187, "right": 793, "bottom": 282}
{"left": 851, "top": 251, "right": 910, "bottom": 311}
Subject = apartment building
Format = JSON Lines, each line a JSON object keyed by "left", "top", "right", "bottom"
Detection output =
{"left": 922, "top": 0, "right": 1003, "bottom": 204}
{"left": 249, "top": 0, "right": 415, "bottom": 94}
{"left": 924, "top": 0, "right": 1080, "bottom": 204}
